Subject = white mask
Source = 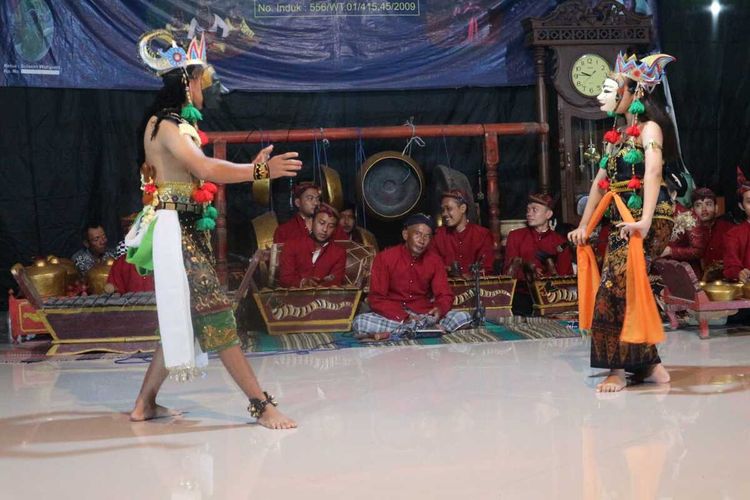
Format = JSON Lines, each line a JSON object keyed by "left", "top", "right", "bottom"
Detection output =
{"left": 597, "top": 77, "right": 621, "bottom": 113}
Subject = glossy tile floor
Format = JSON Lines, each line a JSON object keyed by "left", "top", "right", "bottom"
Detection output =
{"left": 2, "top": 330, "right": 750, "bottom": 499}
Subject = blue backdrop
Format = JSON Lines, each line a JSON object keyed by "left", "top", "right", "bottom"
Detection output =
{"left": 1, "top": 0, "right": 559, "bottom": 91}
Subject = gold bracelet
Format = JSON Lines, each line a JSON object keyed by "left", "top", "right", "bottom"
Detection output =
{"left": 253, "top": 161, "right": 269, "bottom": 180}
{"left": 644, "top": 140, "right": 662, "bottom": 152}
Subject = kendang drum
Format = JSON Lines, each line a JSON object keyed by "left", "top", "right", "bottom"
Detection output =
{"left": 357, "top": 151, "right": 424, "bottom": 220}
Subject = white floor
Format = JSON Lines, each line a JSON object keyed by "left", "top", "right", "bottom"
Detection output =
{"left": 1, "top": 331, "right": 750, "bottom": 499}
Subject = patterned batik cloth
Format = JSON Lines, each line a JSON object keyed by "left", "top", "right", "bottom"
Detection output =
{"left": 353, "top": 310, "right": 472, "bottom": 336}
{"left": 590, "top": 216, "right": 673, "bottom": 374}
{"left": 180, "top": 213, "right": 240, "bottom": 352}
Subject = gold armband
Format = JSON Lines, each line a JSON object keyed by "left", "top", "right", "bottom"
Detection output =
{"left": 644, "top": 140, "right": 662, "bottom": 152}
{"left": 253, "top": 161, "right": 269, "bottom": 180}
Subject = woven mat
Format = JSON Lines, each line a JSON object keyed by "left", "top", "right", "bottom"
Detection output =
{"left": 1, "top": 317, "right": 581, "bottom": 364}
{"left": 243, "top": 317, "right": 581, "bottom": 354}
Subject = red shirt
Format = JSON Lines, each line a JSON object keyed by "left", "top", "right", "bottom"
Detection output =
{"left": 332, "top": 225, "right": 349, "bottom": 241}
{"left": 503, "top": 226, "right": 573, "bottom": 281}
{"left": 277, "top": 236, "right": 346, "bottom": 287}
{"left": 703, "top": 218, "right": 733, "bottom": 269}
{"left": 668, "top": 210, "right": 707, "bottom": 276}
{"left": 367, "top": 244, "right": 454, "bottom": 321}
{"left": 432, "top": 222, "right": 495, "bottom": 274}
{"left": 723, "top": 220, "right": 750, "bottom": 280}
{"left": 273, "top": 214, "right": 310, "bottom": 244}
{"left": 106, "top": 255, "right": 155, "bottom": 293}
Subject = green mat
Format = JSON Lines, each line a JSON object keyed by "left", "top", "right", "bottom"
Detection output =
{"left": 243, "top": 317, "right": 582, "bottom": 354}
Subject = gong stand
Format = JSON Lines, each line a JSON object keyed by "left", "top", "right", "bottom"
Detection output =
{"left": 206, "top": 122, "right": 547, "bottom": 286}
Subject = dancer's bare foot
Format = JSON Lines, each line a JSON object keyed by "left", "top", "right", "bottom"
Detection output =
{"left": 129, "top": 402, "right": 181, "bottom": 422}
{"left": 256, "top": 405, "right": 297, "bottom": 430}
{"left": 596, "top": 370, "right": 627, "bottom": 393}
{"left": 643, "top": 363, "right": 670, "bottom": 384}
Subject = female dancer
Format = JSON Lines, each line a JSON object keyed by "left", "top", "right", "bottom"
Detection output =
{"left": 568, "top": 53, "right": 677, "bottom": 392}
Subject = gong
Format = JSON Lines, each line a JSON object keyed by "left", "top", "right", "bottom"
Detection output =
{"left": 430, "top": 165, "right": 478, "bottom": 224}
{"left": 251, "top": 211, "right": 278, "bottom": 251}
{"left": 357, "top": 151, "right": 424, "bottom": 220}
{"left": 321, "top": 165, "right": 344, "bottom": 210}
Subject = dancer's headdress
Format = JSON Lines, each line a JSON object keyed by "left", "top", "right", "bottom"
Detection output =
{"left": 138, "top": 30, "right": 207, "bottom": 76}
{"left": 613, "top": 52, "right": 675, "bottom": 94}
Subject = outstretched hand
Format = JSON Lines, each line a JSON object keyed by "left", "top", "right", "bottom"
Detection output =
{"left": 267, "top": 147, "right": 303, "bottom": 179}
{"left": 616, "top": 219, "right": 651, "bottom": 240}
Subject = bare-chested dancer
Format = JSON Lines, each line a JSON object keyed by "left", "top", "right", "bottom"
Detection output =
{"left": 128, "top": 30, "right": 300, "bottom": 428}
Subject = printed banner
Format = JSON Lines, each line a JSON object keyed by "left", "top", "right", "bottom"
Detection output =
{"left": 1, "top": 0, "right": 560, "bottom": 91}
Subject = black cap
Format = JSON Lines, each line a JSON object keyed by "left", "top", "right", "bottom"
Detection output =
{"left": 403, "top": 213, "right": 435, "bottom": 231}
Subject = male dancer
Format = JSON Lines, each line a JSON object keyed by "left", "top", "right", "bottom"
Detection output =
{"left": 129, "top": 30, "right": 301, "bottom": 428}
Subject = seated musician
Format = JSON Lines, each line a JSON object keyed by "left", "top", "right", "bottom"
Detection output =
{"left": 352, "top": 213, "right": 472, "bottom": 340}
{"left": 723, "top": 169, "right": 750, "bottom": 283}
{"left": 432, "top": 189, "right": 494, "bottom": 277}
{"left": 504, "top": 193, "right": 573, "bottom": 279}
{"left": 661, "top": 187, "right": 733, "bottom": 279}
{"left": 277, "top": 203, "right": 347, "bottom": 288}
{"left": 338, "top": 202, "right": 378, "bottom": 250}
{"left": 72, "top": 224, "right": 118, "bottom": 275}
{"left": 273, "top": 182, "right": 321, "bottom": 244}
{"left": 503, "top": 193, "right": 574, "bottom": 314}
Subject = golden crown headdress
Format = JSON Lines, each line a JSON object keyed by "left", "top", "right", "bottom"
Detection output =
{"left": 614, "top": 52, "right": 675, "bottom": 93}
{"left": 138, "top": 30, "right": 207, "bottom": 76}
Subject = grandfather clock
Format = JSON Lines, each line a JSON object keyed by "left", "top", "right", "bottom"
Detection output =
{"left": 524, "top": 0, "right": 653, "bottom": 222}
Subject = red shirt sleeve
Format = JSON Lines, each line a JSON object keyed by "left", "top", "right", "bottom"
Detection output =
{"left": 723, "top": 225, "right": 746, "bottom": 280}
{"left": 106, "top": 257, "right": 128, "bottom": 293}
{"left": 278, "top": 243, "right": 302, "bottom": 287}
{"left": 367, "top": 250, "right": 398, "bottom": 318}
{"left": 477, "top": 227, "right": 496, "bottom": 274}
{"left": 503, "top": 229, "right": 523, "bottom": 277}
{"left": 669, "top": 219, "right": 707, "bottom": 261}
{"left": 323, "top": 244, "right": 346, "bottom": 286}
{"left": 332, "top": 225, "right": 349, "bottom": 241}
{"left": 429, "top": 254, "right": 454, "bottom": 317}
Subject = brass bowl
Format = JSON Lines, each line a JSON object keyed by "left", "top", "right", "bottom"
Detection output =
{"left": 702, "top": 280, "right": 737, "bottom": 302}
{"left": 742, "top": 281, "right": 750, "bottom": 300}
{"left": 731, "top": 281, "right": 744, "bottom": 299}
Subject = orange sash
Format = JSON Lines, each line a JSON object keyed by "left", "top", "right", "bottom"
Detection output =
{"left": 576, "top": 191, "right": 664, "bottom": 344}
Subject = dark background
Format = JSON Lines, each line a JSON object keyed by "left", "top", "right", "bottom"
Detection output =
{"left": 1, "top": 0, "right": 749, "bottom": 311}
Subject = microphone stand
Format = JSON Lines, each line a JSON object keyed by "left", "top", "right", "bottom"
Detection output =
{"left": 470, "top": 257, "right": 485, "bottom": 327}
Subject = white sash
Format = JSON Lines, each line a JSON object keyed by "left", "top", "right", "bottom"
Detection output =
{"left": 151, "top": 210, "right": 208, "bottom": 381}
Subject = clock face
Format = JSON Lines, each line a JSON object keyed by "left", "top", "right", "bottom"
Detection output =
{"left": 571, "top": 54, "right": 610, "bottom": 97}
